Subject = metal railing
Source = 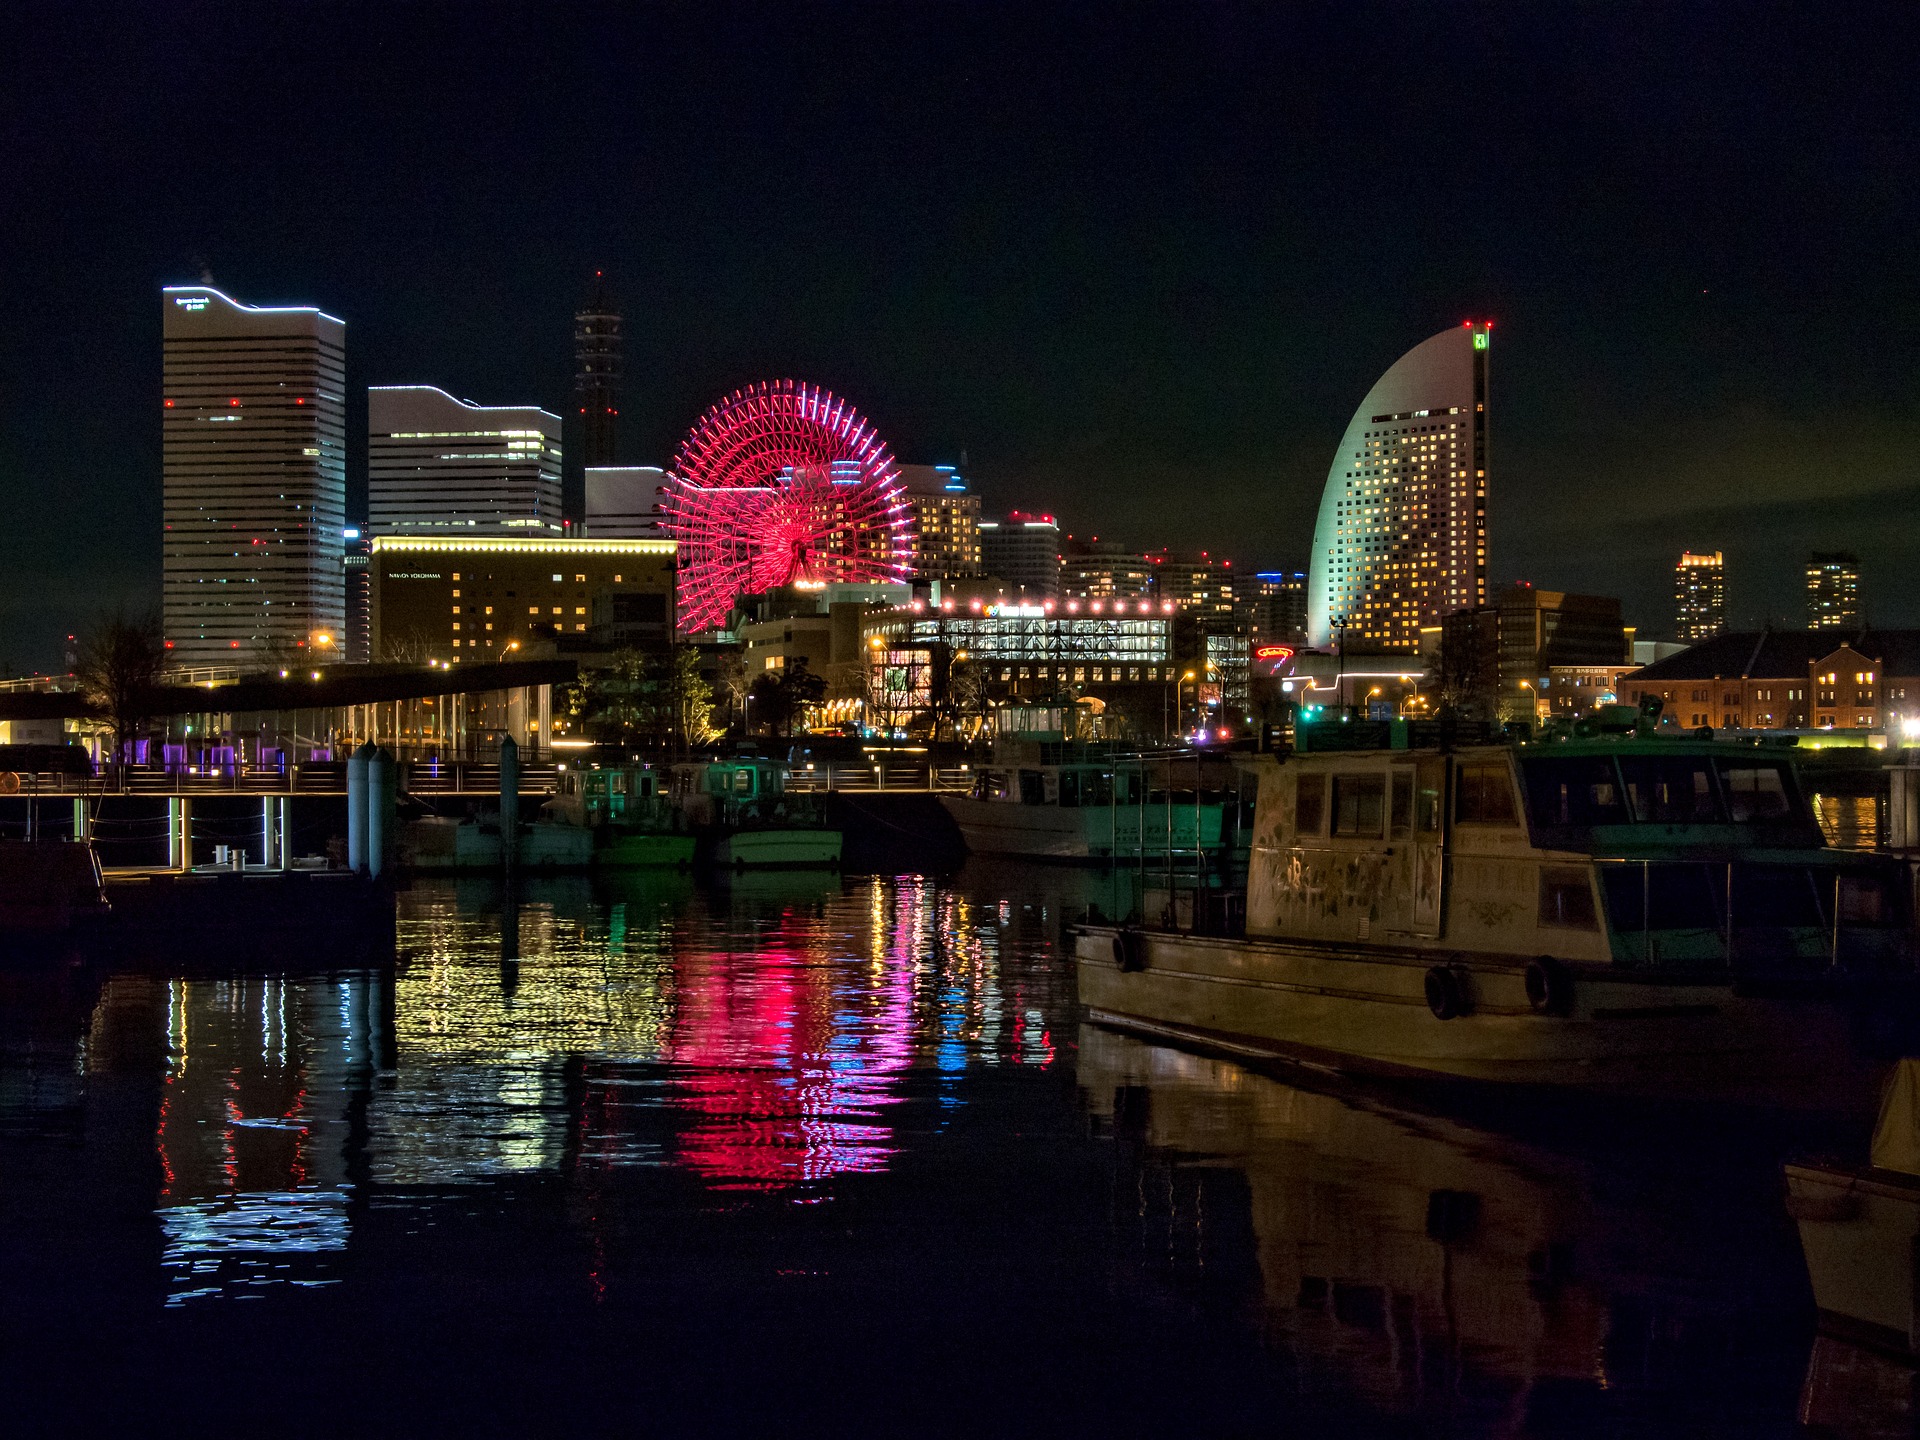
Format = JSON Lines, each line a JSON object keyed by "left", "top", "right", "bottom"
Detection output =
{"left": 0, "top": 761, "right": 563, "bottom": 798}
{"left": 783, "top": 765, "right": 973, "bottom": 794}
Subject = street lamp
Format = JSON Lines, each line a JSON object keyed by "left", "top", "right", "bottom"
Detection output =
{"left": 1177, "top": 669, "right": 1198, "bottom": 737}
{"left": 1518, "top": 678, "right": 1540, "bottom": 722}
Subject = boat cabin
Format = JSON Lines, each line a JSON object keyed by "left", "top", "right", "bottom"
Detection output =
{"left": 1246, "top": 735, "right": 1910, "bottom": 972}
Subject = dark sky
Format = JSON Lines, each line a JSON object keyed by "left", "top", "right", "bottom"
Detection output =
{"left": 3, "top": 2, "right": 1917, "bottom": 670}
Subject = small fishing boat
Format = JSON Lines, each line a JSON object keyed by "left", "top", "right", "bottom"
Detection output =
{"left": 670, "top": 756, "right": 841, "bottom": 870}
{"left": 1074, "top": 708, "right": 1916, "bottom": 1105}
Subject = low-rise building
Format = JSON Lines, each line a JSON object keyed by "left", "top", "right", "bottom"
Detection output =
{"left": 369, "top": 535, "right": 675, "bottom": 665}
{"left": 1620, "top": 629, "right": 1920, "bottom": 732}
{"left": 862, "top": 597, "right": 1177, "bottom": 738}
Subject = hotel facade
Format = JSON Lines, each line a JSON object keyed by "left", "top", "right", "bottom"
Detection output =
{"left": 368, "top": 386, "right": 562, "bottom": 537}
{"left": 162, "top": 286, "right": 348, "bottom": 663}
{"left": 1307, "top": 323, "right": 1490, "bottom": 650}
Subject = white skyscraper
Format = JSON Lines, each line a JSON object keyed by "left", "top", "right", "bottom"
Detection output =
{"left": 584, "top": 465, "right": 667, "bottom": 537}
{"left": 368, "top": 386, "right": 562, "bottom": 537}
{"left": 162, "top": 286, "right": 347, "bottom": 663}
{"left": 1307, "top": 323, "right": 1490, "bottom": 650}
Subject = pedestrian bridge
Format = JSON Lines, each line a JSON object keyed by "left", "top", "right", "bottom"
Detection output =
{"left": 0, "top": 759, "right": 975, "bottom": 800}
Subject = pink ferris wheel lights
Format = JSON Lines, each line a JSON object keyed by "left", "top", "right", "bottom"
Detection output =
{"left": 660, "top": 380, "right": 910, "bottom": 632}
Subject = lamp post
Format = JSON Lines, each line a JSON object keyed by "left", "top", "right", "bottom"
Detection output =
{"left": 1177, "top": 669, "right": 1197, "bottom": 739}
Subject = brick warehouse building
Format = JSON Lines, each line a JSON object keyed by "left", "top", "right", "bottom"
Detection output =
{"left": 1621, "top": 629, "right": 1920, "bottom": 733}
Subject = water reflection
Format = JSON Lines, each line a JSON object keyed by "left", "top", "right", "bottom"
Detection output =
{"left": 77, "top": 873, "right": 1076, "bottom": 1304}
{"left": 0, "top": 869, "right": 1836, "bottom": 1434}
{"left": 1080, "top": 1025, "right": 1812, "bottom": 1434}
{"left": 149, "top": 975, "right": 385, "bottom": 1303}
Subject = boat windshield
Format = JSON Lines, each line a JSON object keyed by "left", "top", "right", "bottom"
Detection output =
{"left": 1522, "top": 752, "right": 1806, "bottom": 837}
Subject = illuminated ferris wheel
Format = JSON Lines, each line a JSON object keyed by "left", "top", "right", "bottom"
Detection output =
{"left": 660, "top": 380, "right": 911, "bottom": 632}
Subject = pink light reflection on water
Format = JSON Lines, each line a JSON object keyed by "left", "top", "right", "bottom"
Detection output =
{"left": 665, "top": 909, "right": 919, "bottom": 1192}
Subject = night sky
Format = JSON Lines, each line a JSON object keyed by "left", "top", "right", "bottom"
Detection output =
{"left": 3, "top": 3, "right": 1916, "bottom": 671}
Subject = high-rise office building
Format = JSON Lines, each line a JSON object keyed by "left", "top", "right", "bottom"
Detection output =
{"left": 1675, "top": 551, "right": 1726, "bottom": 643}
{"left": 162, "top": 285, "right": 347, "bottom": 663}
{"left": 368, "top": 386, "right": 562, "bottom": 536}
{"left": 1252, "top": 571, "right": 1308, "bottom": 645}
{"left": 896, "top": 465, "right": 982, "bottom": 578}
{"left": 574, "top": 273, "right": 622, "bottom": 470}
{"left": 584, "top": 466, "right": 667, "bottom": 538}
{"left": 342, "top": 527, "right": 372, "bottom": 664}
{"left": 1149, "top": 550, "right": 1242, "bottom": 617}
{"left": 1062, "top": 539, "right": 1155, "bottom": 600}
{"left": 978, "top": 511, "right": 1061, "bottom": 600}
{"left": 1806, "top": 551, "right": 1862, "bottom": 631}
{"left": 1308, "top": 323, "right": 1491, "bottom": 650}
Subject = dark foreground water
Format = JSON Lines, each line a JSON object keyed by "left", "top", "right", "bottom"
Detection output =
{"left": 0, "top": 865, "right": 1848, "bottom": 1436}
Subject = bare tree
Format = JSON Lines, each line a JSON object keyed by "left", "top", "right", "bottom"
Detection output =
{"left": 714, "top": 649, "right": 749, "bottom": 735}
{"left": 75, "top": 608, "right": 165, "bottom": 781}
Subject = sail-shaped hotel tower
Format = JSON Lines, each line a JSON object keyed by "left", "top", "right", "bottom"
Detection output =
{"left": 1307, "top": 324, "right": 1490, "bottom": 650}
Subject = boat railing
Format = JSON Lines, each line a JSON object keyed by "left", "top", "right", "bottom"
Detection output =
{"left": 1592, "top": 856, "right": 1913, "bottom": 975}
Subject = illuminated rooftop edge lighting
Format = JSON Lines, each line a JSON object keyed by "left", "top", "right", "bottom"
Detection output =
{"left": 372, "top": 536, "right": 676, "bottom": 554}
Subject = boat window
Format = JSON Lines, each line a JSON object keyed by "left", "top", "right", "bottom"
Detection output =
{"left": 1839, "top": 872, "right": 1900, "bottom": 927}
{"left": 1731, "top": 865, "right": 1823, "bottom": 928}
{"left": 1455, "top": 762, "right": 1517, "bottom": 824}
{"left": 1111, "top": 771, "right": 1140, "bottom": 806}
{"left": 1522, "top": 756, "right": 1628, "bottom": 827}
{"left": 1538, "top": 866, "right": 1597, "bottom": 929}
{"left": 1416, "top": 779, "right": 1442, "bottom": 833}
{"left": 1715, "top": 760, "right": 1792, "bottom": 822}
{"left": 1019, "top": 770, "right": 1044, "bottom": 805}
{"left": 1331, "top": 774, "right": 1386, "bottom": 838}
{"left": 1057, "top": 771, "right": 1079, "bottom": 807}
{"left": 1619, "top": 756, "right": 1722, "bottom": 824}
{"left": 733, "top": 769, "right": 754, "bottom": 796}
{"left": 1295, "top": 773, "right": 1326, "bottom": 837}
{"left": 1389, "top": 771, "right": 1413, "bottom": 838}
{"left": 1600, "top": 863, "right": 1722, "bottom": 933}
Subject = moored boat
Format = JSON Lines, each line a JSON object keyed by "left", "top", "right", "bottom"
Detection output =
{"left": 938, "top": 737, "right": 1243, "bottom": 863}
{"left": 1075, "top": 710, "right": 1916, "bottom": 1105}
{"left": 552, "top": 764, "right": 695, "bottom": 868}
{"left": 0, "top": 839, "right": 110, "bottom": 941}
{"left": 670, "top": 756, "right": 840, "bottom": 870}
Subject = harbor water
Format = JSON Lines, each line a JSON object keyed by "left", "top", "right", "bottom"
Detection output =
{"left": 0, "top": 864, "right": 1845, "bottom": 1436}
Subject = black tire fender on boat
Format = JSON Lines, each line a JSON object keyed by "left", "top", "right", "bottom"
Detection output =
{"left": 1525, "top": 957, "right": 1573, "bottom": 1016}
{"left": 1425, "top": 965, "right": 1470, "bottom": 1020}
{"left": 1113, "top": 928, "right": 1148, "bottom": 973}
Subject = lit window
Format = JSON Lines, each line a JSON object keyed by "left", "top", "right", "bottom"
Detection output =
{"left": 451, "top": 589, "right": 461, "bottom": 598}
{"left": 552, "top": 574, "right": 563, "bottom": 582}
{"left": 552, "top": 607, "right": 563, "bottom": 616}
{"left": 575, "top": 574, "right": 586, "bottom": 582}
{"left": 528, "top": 606, "right": 539, "bottom": 615}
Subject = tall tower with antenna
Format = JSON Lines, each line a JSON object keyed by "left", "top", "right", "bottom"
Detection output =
{"left": 573, "top": 272, "right": 622, "bottom": 469}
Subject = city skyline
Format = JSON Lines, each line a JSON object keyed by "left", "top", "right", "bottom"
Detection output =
{"left": 3, "top": 7, "right": 1917, "bottom": 669}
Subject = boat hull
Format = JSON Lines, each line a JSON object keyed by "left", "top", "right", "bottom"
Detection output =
{"left": 1075, "top": 926, "right": 1886, "bottom": 1106}
{"left": 594, "top": 832, "right": 695, "bottom": 869}
{"left": 711, "top": 828, "right": 842, "bottom": 870}
{"left": 939, "top": 795, "right": 1224, "bottom": 862}
{"left": 1788, "top": 1161, "right": 1920, "bottom": 1356}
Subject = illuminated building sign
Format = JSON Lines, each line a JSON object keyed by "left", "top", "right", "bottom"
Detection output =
{"left": 1253, "top": 644, "right": 1296, "bottom": 675}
